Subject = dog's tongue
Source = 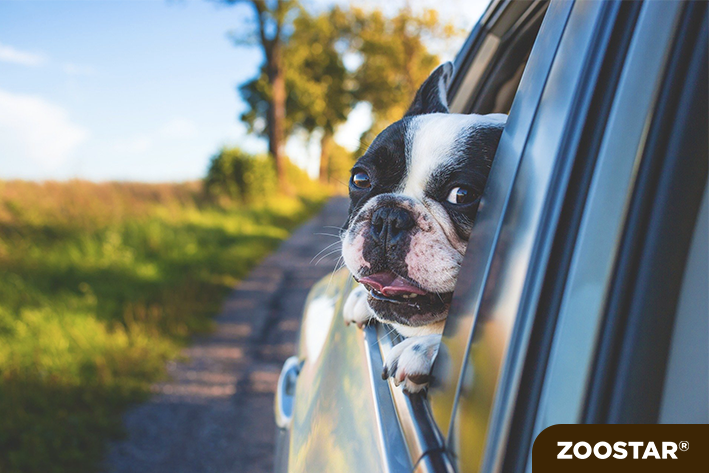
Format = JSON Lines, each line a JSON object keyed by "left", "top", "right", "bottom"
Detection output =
{"left": 359, "top": 272, "right": 428, "bottom": 296}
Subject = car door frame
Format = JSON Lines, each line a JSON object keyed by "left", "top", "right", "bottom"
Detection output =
{"left": 490, "top": 1, "right": 705, "bottom": 471}
{"left": 429, "top": 2, "right": 623, "bottom": 471}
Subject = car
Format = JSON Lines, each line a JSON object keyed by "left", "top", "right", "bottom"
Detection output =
{"left": 274, "top": 0, "right": 708, "bottom": 471}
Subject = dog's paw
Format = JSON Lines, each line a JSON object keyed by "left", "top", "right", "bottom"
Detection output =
{"left": 382, "top": 334, "right": 441, "bottom": 393}
{"left": 343, "top": 284, "right": 374, "bottom": 328}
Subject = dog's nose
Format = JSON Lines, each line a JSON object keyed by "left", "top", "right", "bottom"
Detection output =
{"left": 370, "top": 206, "right": 415, "bottom": 248}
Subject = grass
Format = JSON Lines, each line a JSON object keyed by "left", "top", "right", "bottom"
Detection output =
{"left": 0, "top": 179, "right": 329, "bottom": 473}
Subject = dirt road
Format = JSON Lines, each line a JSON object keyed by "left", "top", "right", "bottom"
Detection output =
{"left": 106, "top": 197, "right": 349, "bottom": 473}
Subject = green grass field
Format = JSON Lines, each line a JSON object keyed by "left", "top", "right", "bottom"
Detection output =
{"left": 0, "top": 180, "right": 328, "bottom": 473}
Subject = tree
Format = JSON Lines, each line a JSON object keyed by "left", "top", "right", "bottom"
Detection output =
{"left": 222, "top": 0, "right": 300, "bottom": 186}
{"left": 239, "top": 6, "right": 355, "bottom": 183}
{"left": 351, "top": 7, "right": 459, "bottom": 150}
{"left": 205, "top": 147, "right": 276, "bottom": 202}
{"left": 286, "top": 7, "right": 354, "bottom": 183}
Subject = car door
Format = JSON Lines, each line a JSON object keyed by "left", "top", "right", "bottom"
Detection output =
{"left": 527, "top": 0, "right": 708, "bottom": 431}
{"left": 427, "top": 1, "right": 707, "bottom": 472}
{"left": 430, "top": 0, "right": 704, "bottom": 471}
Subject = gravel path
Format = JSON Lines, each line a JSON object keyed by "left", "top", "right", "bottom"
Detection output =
{"left": 106, "top": 197, "right": 349, "bottom": 473}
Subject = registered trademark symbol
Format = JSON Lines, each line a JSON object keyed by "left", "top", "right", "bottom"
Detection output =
{"left": 679, "top": 441, "right": 689, "bottom": 451}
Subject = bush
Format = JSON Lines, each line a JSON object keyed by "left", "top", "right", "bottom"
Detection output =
{"left": 204, "top": 147, "right": 332, "bottom": 203}
{"left": 204, "top": 148, "right": 277, "bottom": 203}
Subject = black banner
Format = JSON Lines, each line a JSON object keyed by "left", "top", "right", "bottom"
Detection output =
{"left": 532, "top": 424, "right": 708, "bottom": 472}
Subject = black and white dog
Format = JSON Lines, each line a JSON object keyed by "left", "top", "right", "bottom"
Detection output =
{"left": 341, "top": 62, "right": 506, "bottom": 392}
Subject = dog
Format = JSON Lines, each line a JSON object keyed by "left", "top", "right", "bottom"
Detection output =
{"left": 341, "top": 62, "right": 506, "bottom": 392}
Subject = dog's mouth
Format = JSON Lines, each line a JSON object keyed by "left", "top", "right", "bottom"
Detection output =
{"left": 356, "top": 271, "right": 453, "bottom": 310}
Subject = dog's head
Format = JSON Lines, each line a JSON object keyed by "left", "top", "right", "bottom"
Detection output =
{"left": 341, "top": 62, "right": 506, "bottom": 335}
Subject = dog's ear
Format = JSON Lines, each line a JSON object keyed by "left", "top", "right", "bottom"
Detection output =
{"left": 404, "top": 62, "right": 454, "bottom": 117}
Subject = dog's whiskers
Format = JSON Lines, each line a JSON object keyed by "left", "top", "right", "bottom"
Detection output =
{"left": 314, "top": 232, "right": 341, "bottom": 238}
{"left": 325, "top": 255, "right": 346, "bottom": 293}
{"left": 310, "top": 240, "right": 342, "bottom": 265}
{"left": 373, "top": 324, "right": 398, "bottom": 347}
{"left": 314, "top": 248, "right": 341, "bottom": 266}
{"left": 322, "top": 225, "right": 346, "bottom": 237}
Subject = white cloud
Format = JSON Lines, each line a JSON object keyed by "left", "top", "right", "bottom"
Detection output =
{"left": 159, "top": 117, "right": 198, "bottom": 139}
{"left": 0, "top": 43, "right": 97, "bottom": 76}
{"left": 0, "top": 89, "right": 88, "bottom": 169}
{"left": 0, "top": 42, "right": 46, "bottom": 67}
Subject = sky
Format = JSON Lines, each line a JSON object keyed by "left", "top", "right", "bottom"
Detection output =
{"left": 0, "top": 0, "right": 488, "bottom": 182}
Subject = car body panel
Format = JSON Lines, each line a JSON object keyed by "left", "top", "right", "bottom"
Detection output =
{"left": 287, "top": 269, "right": 412, "bottom": 473}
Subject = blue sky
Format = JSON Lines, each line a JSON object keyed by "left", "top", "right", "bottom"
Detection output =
{"left": 0, "top": 0, "right": 487, "bottom": 182}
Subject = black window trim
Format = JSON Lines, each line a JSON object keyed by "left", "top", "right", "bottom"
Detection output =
{"left": 448, "top": 0, "right": 549, "bottom": 115}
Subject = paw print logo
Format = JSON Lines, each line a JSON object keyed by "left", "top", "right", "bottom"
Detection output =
{"left": 679, "top": 441, "right": 689, "bottom": 452}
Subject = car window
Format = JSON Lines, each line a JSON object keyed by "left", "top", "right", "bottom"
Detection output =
{"left": 448, "top": 0, "right": 548, "bottom": 115}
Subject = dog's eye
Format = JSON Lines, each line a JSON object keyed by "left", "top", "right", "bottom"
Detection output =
{"left": 352, "top": 171, "right": 371, "bottom": 189}
{"left": 447, "top": 186, "right": 474, "bottom": 204}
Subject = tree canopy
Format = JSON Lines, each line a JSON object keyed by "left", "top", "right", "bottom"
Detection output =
{"left": 227, "top": 2, "right": 460, "bottom": 183}
{"left": 351, "top": 7, "right": 458, "bottom": 143}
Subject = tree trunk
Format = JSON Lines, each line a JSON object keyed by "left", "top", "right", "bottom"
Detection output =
{"left": 319, "top": 130, "right": 333, "bottom": 184}
{"left": 267, "top": 45, "right": 287, "bottom": 187}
